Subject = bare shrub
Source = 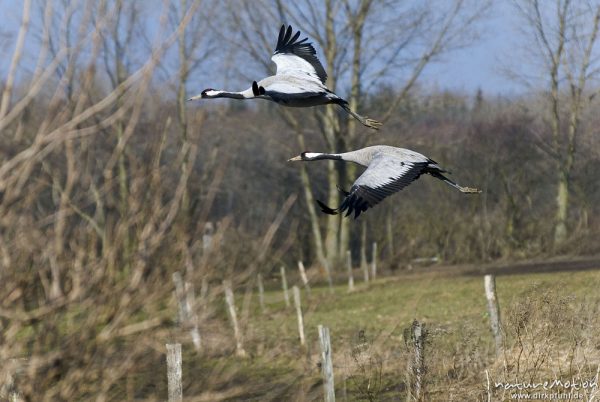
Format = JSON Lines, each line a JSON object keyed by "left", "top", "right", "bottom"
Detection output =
{"left": 488, "top": 285, "right": 600, "bottom": 400}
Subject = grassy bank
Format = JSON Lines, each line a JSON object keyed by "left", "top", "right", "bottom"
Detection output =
{"left": 172, "top": 267, "right": 600, "bottom": 401}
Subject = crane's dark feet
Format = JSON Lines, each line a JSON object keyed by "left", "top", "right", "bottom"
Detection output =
{"left": 363, "top": 118, "right": 383, "bottom": 130}
{"left": 459, "top": 186, "right": 481, "bottom": 194}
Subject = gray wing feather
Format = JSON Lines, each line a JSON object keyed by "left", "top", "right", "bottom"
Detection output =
{"left": 339, "top": 155, "right": 428, "bottom": 218}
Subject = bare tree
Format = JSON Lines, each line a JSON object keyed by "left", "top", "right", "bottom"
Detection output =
{"left": 514, "top": 0, "right": 600, "bottom": 244}
{"left": 223, "top": 0, "right": 489, "bottom": 270}
{"left": 0, "top": 1, "right": 204, "bottom": 399}
{"left": 0, "top": 0, "right": 31, "bottom": 120}
{"left": 168, "top": 0, "right": 217, "bottom": 204}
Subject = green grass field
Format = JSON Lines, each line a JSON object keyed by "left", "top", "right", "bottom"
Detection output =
{"left": 185, "top": 267, "right": 600, "bottom": 400}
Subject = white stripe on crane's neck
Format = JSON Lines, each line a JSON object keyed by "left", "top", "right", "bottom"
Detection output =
{"left": 302, "top": 152, "right": 343, "bottom": 161}
{"left": 304, "top": 152, "right": 326, "bottom": 159}
{"left": 204, "top": 90, "right": 223, "bottom": 97}
{"left": 301, "top": 152, "right": 371, "bottom": 165}
{"left": 204, "top": 88, "right": 255, "bottom": 99}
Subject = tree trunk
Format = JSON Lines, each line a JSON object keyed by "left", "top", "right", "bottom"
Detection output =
{"left": 324, "top": 157, "right": 340, "bottom": 270}
{"left": 176, "top": 0, "right": 190, "bottom": 214}
{"left": 295, "top": 127, "right": 332, "bottom": 287}
{"left": 339, "top": 0, "right": 370, "bottom": 262}
{"left": 337, "top": 162, "right": 355, "bottom": 259}
{"left": 386, "top": 212, "right": 394, "bottom": 258}
{"left": 554, "top": 169, "right": 569, "bottom": 244}
{"left": 322, "top": 0, "right": 341, "bottom": 271}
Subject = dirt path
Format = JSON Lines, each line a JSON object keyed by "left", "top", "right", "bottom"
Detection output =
{"left": 399, "top": 255, "right": 600, "bottom": 278}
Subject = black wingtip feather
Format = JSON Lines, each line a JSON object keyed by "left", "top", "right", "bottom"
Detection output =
{"left": 337, "top": 193, "right": 371, "bottom": 219}
{"left": 316, "top": 191, "right": 371, "bottom": 219}
{"left": 284, "top": 25, "right": 292, "bottom": 43}
{"left": 336, "top": 184, "right": 350, "bottom": 196}
{"left": 355, "top": 200, "right": 369, "bottom": 219}
{"left": 316, "top": 200, "right": 338, "bottom": 215}
{"left": 274, "top": 24, "right": 328, "bottom": 84}
{"left": 290, "top": 30, "right": 301, "bottom": 44}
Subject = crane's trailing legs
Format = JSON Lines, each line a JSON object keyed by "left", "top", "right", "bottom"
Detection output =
{"left": 337, "top": 101, "right": 383, "bottom": 130}
{"left": 428, "top": 170, "right": 481, "bottom": 194}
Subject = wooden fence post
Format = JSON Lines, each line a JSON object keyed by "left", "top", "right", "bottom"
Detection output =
{"left": 318, "top": 325, "right": 335, "bottom": 402}
{"left": 1, "top": 359, "right": 26, "bottom": 402}
{"left": 173, "top": 272, "right": 188, "bottom": 321}
{"left": 200, "top": 277, "right": 209, "bottom": 313}
{"left": 166, "top": 343, "right": 182, "bottom": 402}
{"left": 484, "top": 274, "right": 503, "bottom": 356}
{"left": 371, "top": 242, "right": 378, "bottom": 280}
{"left": 407, "top": 320, "right": 425, "bottom": 402}
{"left": 346, "top": 250, "right": 355, "bottom": 292}
{"left": 280, "top": 266, "right": 290, "bottom": 307}
{"left": 173, "top": 272, "right": 201, "bottom": 351}
{"left": 297, "top": 261, "right": 311, "bottom": 295}
{"left": 292, "top": 286, "right": 305, "bottom": 346}
{"left": 185, "top": 282, "right": 201, "bottom": 351}
{"left": 202, "top": 221, "right": 214, "bottom": 251}
{"left": 200, "top": 276, "right": 209, "bottom": 299}
{"left": 257, "top": 273, "right": 265, "bottom": 314}
{"left": 223, "top": 280, "right": 247, "bottom": 357}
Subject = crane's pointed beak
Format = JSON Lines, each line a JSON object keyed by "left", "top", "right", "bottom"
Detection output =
{"left": 188, "top": 94, "right": 202, "bottom": 101}
{"left": 287, "top": 155, "right": 302, "bottom": 162}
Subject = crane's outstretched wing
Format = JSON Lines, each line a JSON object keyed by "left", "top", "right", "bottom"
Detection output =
{"left": 272, "top": 25, "right": 327, "bottom": 84}
{"left": 317, "top": 155, "right": 429, "bottom": 219}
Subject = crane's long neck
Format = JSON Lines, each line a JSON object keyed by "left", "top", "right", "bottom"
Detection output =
{"left": 204, "top": 88, "right": 254, "bottom": 99}
{"left": 303, "top": 152, "right": 368, "bottom": 166}
{"left": 303, "top": 152, "right": 342, "bottom": 161}
{"left": 337, "top": 151, "right": 370, "bottom": 166}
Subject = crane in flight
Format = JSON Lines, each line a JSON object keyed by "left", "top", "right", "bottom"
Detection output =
{"left": 189, "top": 25, "right": 382, "bottom": 130}
{"left": 289, "top": 145, "right": 481, "bottom": 218}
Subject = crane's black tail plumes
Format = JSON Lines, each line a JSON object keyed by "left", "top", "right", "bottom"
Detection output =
{"left": 428, "top": 170, "right": 481, "bottom": 194}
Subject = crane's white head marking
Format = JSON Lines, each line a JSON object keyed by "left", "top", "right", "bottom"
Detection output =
{"left": 201, "top": 89, "right": 221, "bottom": 98}
{"left": 303, "top": 152, "right": 323, "bottom": 160}
{"left": 288, "top": 152, "right": 323, "bottom": 162}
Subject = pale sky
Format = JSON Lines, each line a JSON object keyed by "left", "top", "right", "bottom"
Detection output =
{"left": 421, "top": 1, "right": 527, "bottom": 96}
{"left": 0, "top": 1, "right": 531, "bottom": 97}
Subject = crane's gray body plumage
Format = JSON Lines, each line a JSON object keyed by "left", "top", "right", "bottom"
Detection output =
{"left": 189, "top": 25, "right": 381, "bottom": 129}
{"left": 290, "top": 145, "right": 480, "bottom": 218}
{"left": 256, "top": 75, "right": 339, "bottom": 107}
